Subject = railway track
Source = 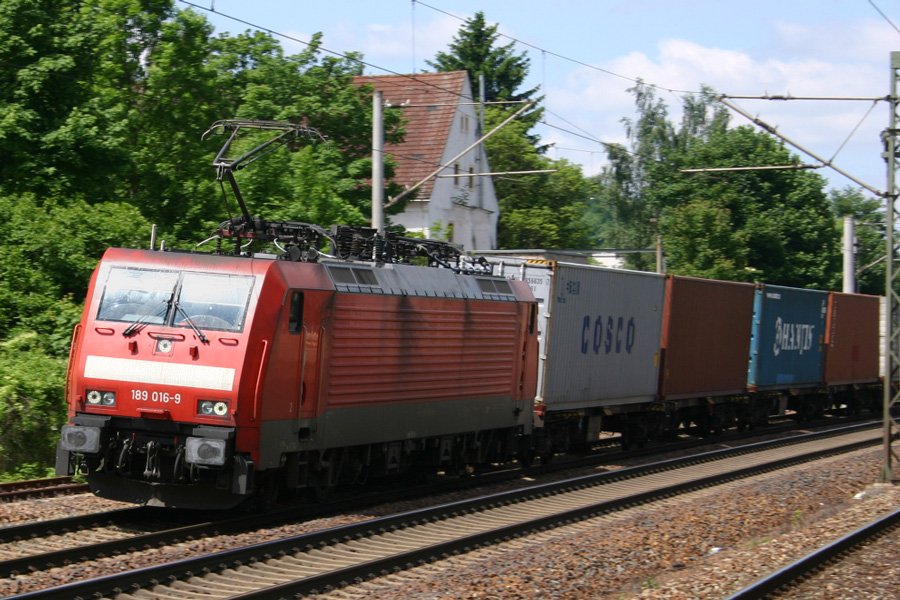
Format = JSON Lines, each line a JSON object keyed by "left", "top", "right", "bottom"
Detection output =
{"left": 0, "top": 477, "right": 88, "bottom": 502}
{"left": 0, "top": 507, "right": 222, "bottom": 578}
{"left": 13, "top": 423, "right": 881, "bottom": 600}
{"left": 0, "top": 417, "right": 873, "bottom": 583}
{"left": 726, "top": 506, "right": 900, "bottom": 599}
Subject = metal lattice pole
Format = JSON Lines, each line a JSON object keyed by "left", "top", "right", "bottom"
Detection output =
{"left": 880, "top": 51, "right": 900, "bottom": 484}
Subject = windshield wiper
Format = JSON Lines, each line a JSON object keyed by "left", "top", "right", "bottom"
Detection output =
{"left": 122, "top": 301, "right": 170, "bottom": 337}
{"left": 174, "top": 301, "right": 210, "bottom": 344}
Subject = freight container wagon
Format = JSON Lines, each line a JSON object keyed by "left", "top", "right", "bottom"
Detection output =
{"left": 488, "top": 258, "right": 665, "bottom": 410}
{"left": 822, "top": 291, "right": 882, "bottom": 414}
{"left": 659, "top": 276, "right": 756, "bottom": 400}
{"left": 486, "top": 256, "right": 665, "bottom": 451}
{"left": 748, "top": 284, "right": 828, "bottom": 391}
{"left": 823, "top": 292, "right": 881, "bottom": 386}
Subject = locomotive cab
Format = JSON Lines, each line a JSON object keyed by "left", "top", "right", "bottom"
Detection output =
{"left": 57, "top": 248, "right": 266, "bottom": 508}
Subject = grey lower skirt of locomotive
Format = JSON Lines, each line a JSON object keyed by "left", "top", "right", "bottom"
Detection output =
{"left": 58, "top": 413, "right": 249, "bottom": 509}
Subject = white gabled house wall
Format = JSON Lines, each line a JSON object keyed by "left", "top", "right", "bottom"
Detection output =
{"left": 354, "top": 72, "right": 499, "bottom": 251}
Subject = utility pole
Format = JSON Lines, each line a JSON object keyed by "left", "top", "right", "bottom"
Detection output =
{"left": 880, "top": 51, "right": 900, "bottom": 484}
{"left": 478, "top": 73, "right": 485, "bottom": 210}
{"left": 843, "top": 216, "right": 855, "bottom": 293}
{"left": 372, "top": 90, "right": 385, "bottom": 235}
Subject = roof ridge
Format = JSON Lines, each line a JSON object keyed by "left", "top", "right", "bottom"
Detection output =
{"left": 352, "top": 71, "right": 473, "bottom": 199}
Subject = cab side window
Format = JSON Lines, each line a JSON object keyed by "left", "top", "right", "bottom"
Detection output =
{"left": 289, "top": 291, "right": 304, "bottom": 334}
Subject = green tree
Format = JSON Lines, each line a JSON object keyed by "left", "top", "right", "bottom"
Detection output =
{"left": 0, "top": 0, "right": 173, "bottom": 201}
{"left": 200, "top": 33, "right": 407, "bottom": 236}
{"left": 595, "top": 84, "right": 840, "bottom": 288}
{"left": 0, "top": 193, "right": 151, "bottom": 355}
{"left": 427, "top": 11, "right": 538, "bottom": 104}
{"left": 125, "top": 7, "right": 226, "bottom": 239}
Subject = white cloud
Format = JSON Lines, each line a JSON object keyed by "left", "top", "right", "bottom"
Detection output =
{"left": 772, "top": 19, "right": 896, "bottom": 63}
{"left": 540, "top": 27, "right": 890, "bottom": 190}
{"left": 323, "top": 14, "right": 462, "bottom": 74}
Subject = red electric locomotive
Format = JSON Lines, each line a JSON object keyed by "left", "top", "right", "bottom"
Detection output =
{"left": 55, "top": 120, "right": 538, "bottom": 508}
{"left": 56, "top": 232, "right": 538, "bottom": 508}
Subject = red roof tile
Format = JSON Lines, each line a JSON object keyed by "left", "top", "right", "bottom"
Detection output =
{"left": 353, "top": 71, "right": 469, "bottom": 200}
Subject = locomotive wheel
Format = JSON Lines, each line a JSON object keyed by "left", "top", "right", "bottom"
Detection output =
{"left": 308, "top": 468, "right": 334, "bottom": 502}
{"left": 250, "top": 473, "right": 280, "bottom": 511}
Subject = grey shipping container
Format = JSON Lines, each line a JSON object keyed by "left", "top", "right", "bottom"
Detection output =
{"left": 488, "top": 258, "right": 665, "bottom": 410}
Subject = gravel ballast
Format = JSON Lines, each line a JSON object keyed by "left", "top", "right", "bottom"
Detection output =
{"left": 2, "top": 445, "right": 897, "bottom": 599}
{"left": 317, "top": 446, "right": 899, "bottom": 599}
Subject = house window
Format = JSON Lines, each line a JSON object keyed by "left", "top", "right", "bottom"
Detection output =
{"left": 453, "top": 163, "right": 460, "bottom": 187}
{"left": 468, "top": 165, "right": 475, "bottom": 188}
{"left": 460, "top": 114, "right": 470, "bottom": 133}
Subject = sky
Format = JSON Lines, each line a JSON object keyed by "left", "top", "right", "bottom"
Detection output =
{"left": 181, "top": 0, "right": 899, "bottom": 196}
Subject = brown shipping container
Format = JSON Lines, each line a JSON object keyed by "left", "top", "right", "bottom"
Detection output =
{"left": 659, "top": 276, "right": 756, "bottom": 399}
{"left": 823, "top": 292, "right": 880, "bottom": 385}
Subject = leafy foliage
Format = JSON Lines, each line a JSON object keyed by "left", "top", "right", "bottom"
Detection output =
{"left": 427, "top": 11, "right": 538, "bottom": 105}
{"left": 0, "top": 2, "right": 876, "bottom": 479}
{"left": 0, "top": 333, "right": 67, "bottom": 473}
{"left": 593, "top": 84, "right": 843, "bottom": 288}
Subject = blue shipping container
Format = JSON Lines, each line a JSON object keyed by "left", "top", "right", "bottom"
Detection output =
{"left": 748, "top": 284, "right": 828, "bottom": 390}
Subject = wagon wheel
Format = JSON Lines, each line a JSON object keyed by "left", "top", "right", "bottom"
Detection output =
{"left": 517, "top": 436, "right": 535, "bottom": 468}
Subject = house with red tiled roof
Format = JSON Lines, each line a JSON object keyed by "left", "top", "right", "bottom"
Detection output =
{"left": 354, "top": 71, "right": 498, "bottom": 250}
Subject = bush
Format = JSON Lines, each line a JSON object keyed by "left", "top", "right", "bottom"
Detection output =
{"left": 0, "top": 332, "right": 67, "bottom": 475}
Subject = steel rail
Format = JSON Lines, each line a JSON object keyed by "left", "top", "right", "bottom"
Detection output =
{"left": 14, "top": 424, "right": 881, "bottom": 600}
{"left": 0, "top": 477, "right": 89, "bottom": 501}
{"left": 725, "top": 507, "right": 900, "bottom": 599}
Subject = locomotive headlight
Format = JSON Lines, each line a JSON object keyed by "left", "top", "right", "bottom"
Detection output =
{"left": 86, "top": 389, "right": 115, "bottom": 407}
{"left": 198, "top": 400, "right": 229, "bottom": 417}
{"left": 185, "top": 437, "right": 227, "bottom": 466}
{"left": 60, "top": 425, "right": 101, "bottom": 453}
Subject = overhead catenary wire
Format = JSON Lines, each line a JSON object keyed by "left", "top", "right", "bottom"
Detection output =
{"left": 717, "top": 95, "right": 885, "bottom": 196}
{"left": 868, "top": 0, "right": 900, "bottom": 36}
{"left": 412, "top": 0, "right": 698, "bottom": 95}
{"left": 184, "top": 0, "right": 893, "bottom": 189}
{"left": 179, "top": 0, "right": 630, "bottom": 177}
{"left": 180, "top": 0, "right": 654, "bottom": 157}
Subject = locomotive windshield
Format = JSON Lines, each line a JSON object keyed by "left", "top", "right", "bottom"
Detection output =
{"left": 96, "top": 267, "right": 255, "bottom": 332}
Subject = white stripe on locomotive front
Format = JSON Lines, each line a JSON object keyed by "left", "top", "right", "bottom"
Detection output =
{"left": 84, "top": 355, "right": 235, "bottom": 392}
